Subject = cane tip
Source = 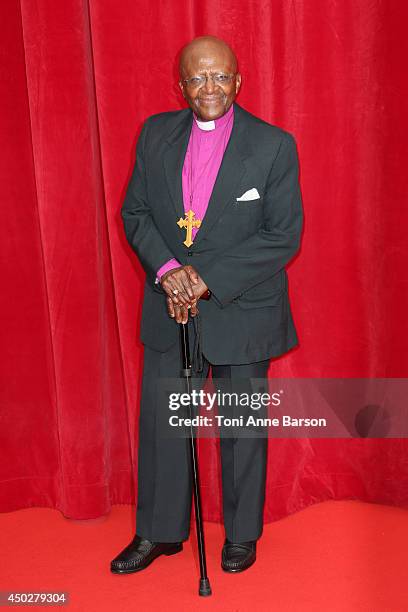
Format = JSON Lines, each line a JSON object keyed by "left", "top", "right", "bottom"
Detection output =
{"left": 199, "top": 577, "right": 212, "bottom": 596}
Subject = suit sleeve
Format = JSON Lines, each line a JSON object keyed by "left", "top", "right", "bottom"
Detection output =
{"left": 195, "top": 132, "right": 303, "bottom": 308}
{"left": 121, "top": 119, "right": 176, "bottom": 284}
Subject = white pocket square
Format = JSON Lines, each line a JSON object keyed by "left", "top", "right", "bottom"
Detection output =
{"left": 236, "top": 187, "right": 260, "bottom": 201}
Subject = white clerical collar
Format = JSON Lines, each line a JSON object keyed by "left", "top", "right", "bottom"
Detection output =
{"left": 195, "top": 118, "right": 215, "bottom": 131}
{"left": 193, "top": 105, "right": 234, "bottom": 131}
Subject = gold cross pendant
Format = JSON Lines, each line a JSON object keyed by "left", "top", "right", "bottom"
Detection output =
{"left": 177, "top": 209, "right": 202, "bottom": 247}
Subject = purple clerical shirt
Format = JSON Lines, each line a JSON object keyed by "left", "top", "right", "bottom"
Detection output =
{"left": 156, "top": 103, "right": 234, "bottom": 281}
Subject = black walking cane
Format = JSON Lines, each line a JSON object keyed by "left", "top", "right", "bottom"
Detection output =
{"left": 179, "top": 320, "right": 212, "bottom": 597}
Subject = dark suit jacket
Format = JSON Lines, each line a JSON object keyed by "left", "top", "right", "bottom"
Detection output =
{"left": 121, "top": 102, "right": 303, "bottom": 364}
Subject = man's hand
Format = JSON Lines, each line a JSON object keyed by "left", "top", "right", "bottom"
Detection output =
{"left": 161, "top": 265, "right": 199, "bottom": 306}
{"left": 161, "top": 265, "right": 208, "bottom": 304}
{"left": 161, "top": 265, "right": 208, "bottom": 322}
{"left": 166, "top": 298, "right": 199, "bottom": 324}
{"left": 190, "top": 275, "right": 208, "bottom": 301}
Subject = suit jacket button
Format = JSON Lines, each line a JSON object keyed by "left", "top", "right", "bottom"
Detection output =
{"left": 187, "top": 251, "right": 193, "bottom": 256}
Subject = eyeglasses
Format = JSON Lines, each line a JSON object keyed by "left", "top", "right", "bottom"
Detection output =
{"left": 182, "top": 73, "right": 236, "bottom": 89}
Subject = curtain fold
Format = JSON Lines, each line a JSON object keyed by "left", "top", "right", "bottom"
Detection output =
{"left": 1, "top": 0, "right": 407, "bottom": 521}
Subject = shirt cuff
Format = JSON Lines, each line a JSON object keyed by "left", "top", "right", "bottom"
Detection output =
{"left": 155, "top": 258, "right": 182, "bottom": 283}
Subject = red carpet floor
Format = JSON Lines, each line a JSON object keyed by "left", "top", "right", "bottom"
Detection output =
{"left": 1, "top": 501, "right": 407, "bottom": 611}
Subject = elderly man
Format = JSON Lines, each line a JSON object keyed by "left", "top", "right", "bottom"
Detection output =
{"left": 111, "top": 35, "right": 303, "bottom": 574}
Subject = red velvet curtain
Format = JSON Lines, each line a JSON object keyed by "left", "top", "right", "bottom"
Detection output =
{"left": 1, "top": 0, "right": 407, "bottom": 521}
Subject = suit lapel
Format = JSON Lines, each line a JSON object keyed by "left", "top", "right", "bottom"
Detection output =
{"left": 163, "top": 110, "right": 193, "bottom": 220}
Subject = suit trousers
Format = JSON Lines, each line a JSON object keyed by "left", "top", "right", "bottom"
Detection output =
{"left": 135, "top": 316, "right": 270, "bottom": 543}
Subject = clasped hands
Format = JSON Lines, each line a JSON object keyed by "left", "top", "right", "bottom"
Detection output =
{"left": 160, "top": 265, "right": 208, "bottom": 324}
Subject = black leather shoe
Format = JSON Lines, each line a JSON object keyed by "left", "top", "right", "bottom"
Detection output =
{"left": 110, "top": 534, "right": 183, "bottom": 574}
{"left": 221, "top": 539, "right": 257, "bottom": 573}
